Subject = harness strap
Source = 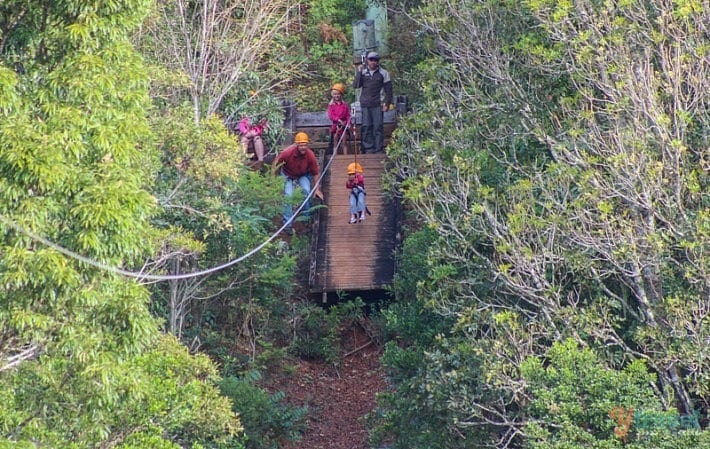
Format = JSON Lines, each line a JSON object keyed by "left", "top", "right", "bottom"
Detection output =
{"left": 350, "top": 186, "right": 366, "bottom": 197}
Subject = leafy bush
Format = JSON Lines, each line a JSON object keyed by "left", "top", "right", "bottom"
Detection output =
{"left": 368, "top": 224, "right": 465, "bottom": 449}
{"left": 370, "top": 333, "right": 487, "bottom": 449}
{"left": 220, "top": 371, "right": 307, "bottom": 449}
{"left": 289, "top": 299, "right": 365, "bottom": 363}
{"left": 522, "top": 339, "right": 710, "bottom": 449}
{"left": 219, "top": 87, "right": 288, "bottom": 154}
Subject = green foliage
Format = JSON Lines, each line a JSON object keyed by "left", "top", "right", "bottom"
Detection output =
{"left": 154, "top": 110, "right": 243, "bottom": 183}
{"left": 146, "top": 99, "right": 298, "bottom": 350}
{"left": 371, "top": 332, "right": 490, "bottom": 449}
{"left": 280, "top": 0, "right": 368, "bottom": 110}
{"left": 289, "top": 303, "right": 340, "bottom": 362}
{"left": 219, "top": 371, "right": 307, "bottom": 449}
{"left": 0, "top": 2, "right": 244, "bottom": 447}
{"left": 381, "top": 11, "right": 432, "bottom": 105}
{"left": 522, "top": 340, "right": 710, "bottom": 449}
{"left": 0, "top": 335, "right": 243, "bottom": 448}
{"left": 370, "top": 245, "right": 464, "bottom": 449}
{"left": 392, "top": 227, "right": 436, "bottom": 301}
{"left": 1, "top": 0, "right": 152, "bottom": 71}
{"left": 289, "top": 299, "right": 366, "bottom": 363}
{"left": 307, "top": 0, "right": 366, "bottom": 32}
{"left": 219, "top": 88, "right": 289, "bottom": 156}
{"left": 380, "top": 0, "right": 710, "bottom": 448}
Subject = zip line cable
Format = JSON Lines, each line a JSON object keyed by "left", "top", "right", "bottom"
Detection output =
{"left": 0, "top": 124, "right": 350, "bottom": 282}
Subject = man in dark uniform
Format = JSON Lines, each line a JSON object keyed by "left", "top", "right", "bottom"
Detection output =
{"left": 353, "top": 51, "right": 393, "bottom": 154}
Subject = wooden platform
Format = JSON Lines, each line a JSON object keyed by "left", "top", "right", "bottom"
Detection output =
{"left": 293, "top": 109, "right": 397, "bottom": 153}
{"left": 283, "top": 103, "right": 400, "bottom": 296}
{"left": 309, "top": 153, "right": 397, "bottom": 293}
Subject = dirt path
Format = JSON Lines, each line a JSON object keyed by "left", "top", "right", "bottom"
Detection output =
{"left": 276, "top": 325, "right": 386, "bottom": 449}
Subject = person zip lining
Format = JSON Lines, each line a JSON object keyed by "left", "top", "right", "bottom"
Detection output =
{"left": 346, "top": 161, "right": 368, "bottom": 223}
{"left": 272, "top": 132, "right": 324, "bottom": 235}
{"left": 0, "top": 122, "right": 355, "bottom": 282}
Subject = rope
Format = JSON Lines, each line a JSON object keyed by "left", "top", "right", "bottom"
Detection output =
{"left": 0, "top": 123, "right": 353, "bottom": 283}
{"left": 0, "top": 212, "right": 293, "bottom": 281}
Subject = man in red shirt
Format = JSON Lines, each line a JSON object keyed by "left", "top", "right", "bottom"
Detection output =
{"left": 273, "top": 132, "right": 324, "bottom": 233}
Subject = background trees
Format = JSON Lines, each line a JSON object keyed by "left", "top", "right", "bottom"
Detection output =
{"left": 6, "top": 0, "right": 707, "bottom": 448}
{"left": 0, "top": 0, "right": 383, "bottom": 447}
{"left": 0, "top": 1, "right": 241, "bottom": 447}
{"left": 378, "top": 0, "right": 709, "bottom": 447}
{"left": 132, "top": 0, "right": 296, "bottom": 354}
{"left": 135, "top": 0, "right": 302, "bottom": 124}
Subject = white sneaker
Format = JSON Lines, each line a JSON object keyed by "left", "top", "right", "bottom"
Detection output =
{"left": 359, "top": 213, "right": 365, "bottom": 221}
{"left": 349, "top": 216, "right": 357, "bottom": 224}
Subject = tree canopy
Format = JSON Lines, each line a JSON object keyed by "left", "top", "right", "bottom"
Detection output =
{"left": 0, "top": 1, "right": 241, "bottom": 447}
{"left": 378, "top": 0, "right": 709, "bottom": 447}
{"left": 1, "top": 0, "right": 708, "bottom": 448}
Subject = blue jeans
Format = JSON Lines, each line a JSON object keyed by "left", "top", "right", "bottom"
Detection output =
{"left": 360, "top": 105, "right": 384, "bottom": 153}
{"left": 282, "top": 170, "right": 313, "bottom": 224}
{"left": 349, "top": 186, "right": 366, "bottom": 214}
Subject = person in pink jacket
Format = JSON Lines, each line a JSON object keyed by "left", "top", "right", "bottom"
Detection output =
{"left": 238, "top": 116, "right": 267, "bottom": 164}
{"left": 327, "top": 83, "right": 351, "bottom": 154}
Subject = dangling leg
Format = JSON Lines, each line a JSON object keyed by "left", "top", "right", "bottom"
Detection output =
{"left": 335, "top": 131, "right": 347, "bottom": 154}
{"left": 349, "top": 190, "right": 358, "bottom": 223}
{"left": 253, "top": 135, "right": 265, "bottom": 161}
{"left": 240, "top": 135, "right": 251, "bottom": 157}
{"left": 298, "top": 175, "right": 313, "bottom": 217}
{"left": 282, "top": 174, "right": 295, "bottom": 233}
{"left": 357, "top": 189, "right": 366, "bottom": 221}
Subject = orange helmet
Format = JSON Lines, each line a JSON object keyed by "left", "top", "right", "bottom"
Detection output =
{"left": 347, "top": 162, "right": 363, "bottom": 175}
{"left": 294, "top": 132, "right": 310, "bottom": 144}
{"left": 331, "top": 83, "right": 346, "bottom": 94}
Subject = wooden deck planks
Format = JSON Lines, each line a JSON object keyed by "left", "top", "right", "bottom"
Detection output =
{"left": 310, "top": 153, "right": 397, "bottom": 293}
{"left": 291, "top": 107, "right": 399, "bottom": 294}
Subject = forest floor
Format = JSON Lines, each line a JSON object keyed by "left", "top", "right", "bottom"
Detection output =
{"left": 269, "top": 323, "right": 387, "bottom": 449}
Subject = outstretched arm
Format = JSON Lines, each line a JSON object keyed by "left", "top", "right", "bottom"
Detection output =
{"left": 313, "top": 173, "right": 324, "bottom": 200}
{"left": 271, "top": 157, "right": 283, "bottom": 176}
